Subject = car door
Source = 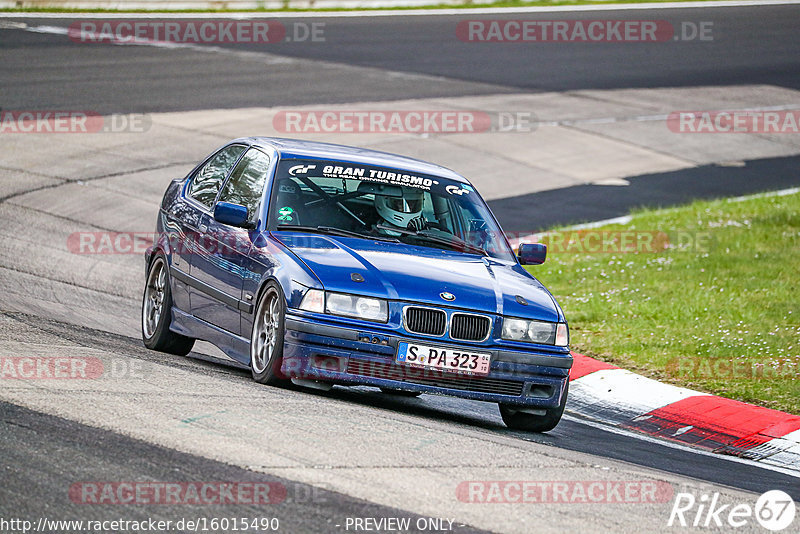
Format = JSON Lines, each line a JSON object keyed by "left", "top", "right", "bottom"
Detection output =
{"left": 190, "top": 147, "right": 272, "bottom": 335}
{"left": 166, "top": 144, "right": 246, "bottom": 312}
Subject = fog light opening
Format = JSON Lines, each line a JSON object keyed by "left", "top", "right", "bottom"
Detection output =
{"left": 311, "top": 355, "right": 343, "bottom": 373}
{"left": 526, "top": 385, "right": 555, "bottom": 398}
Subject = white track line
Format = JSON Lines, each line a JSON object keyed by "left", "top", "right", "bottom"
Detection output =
{"left": 568, "top": 369, "right": 709, "bottom": 422}
{"left": 1, "top": 0, "right": 800, "bottom": 18}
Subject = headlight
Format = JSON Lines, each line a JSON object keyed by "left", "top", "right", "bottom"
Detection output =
{"left": 502, "top": 318, "right": 529, "bottom": 340}
{"left": 325, "top": 292, "right": 388, "bottom": 322}
{"left": 502, "top": 318, "right": 568, "bottom": 347}
{"left": 527, "top": 321, "right": 554, "bottom": 344}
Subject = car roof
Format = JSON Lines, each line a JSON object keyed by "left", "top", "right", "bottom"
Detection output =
{"left": 239, "top": 137, "right": 470, "bottom": 184}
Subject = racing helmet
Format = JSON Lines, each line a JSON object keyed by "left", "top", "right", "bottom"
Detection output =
{"left": 374, "top": 189, "right": 425, "bottom": 232}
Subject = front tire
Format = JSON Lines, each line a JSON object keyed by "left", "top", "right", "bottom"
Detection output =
{"left": 499, "top": 381, "right": 568, "bottom": 432}
{"left": 250, "top": 283, "right": 288, "bottom": 386}
{"left": 141, "top": 254, "right": 195, "bottom": 356}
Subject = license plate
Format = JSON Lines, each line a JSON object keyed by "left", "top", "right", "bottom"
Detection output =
{"left": 396, "top": 341, "right": 491, "bottom": 376}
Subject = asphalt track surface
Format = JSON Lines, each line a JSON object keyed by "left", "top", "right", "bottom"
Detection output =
{"left": 1, "top": 5, "right": 799, "bottom": 113}
{"left": 491, "top": 154, "right": 800, "bottom": 231}
{"left": 1, "top": 4, "right": 800, "bottom": 532}
{"left": 1, "top": 400, "right": 489, "bottom": 534}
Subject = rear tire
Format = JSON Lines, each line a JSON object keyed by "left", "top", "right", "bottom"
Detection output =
{"left": 499, "top": 381, "right": 568, "bottom": 433}
{"left": 380, "top": 388, "right": 422, "bottom": 398}
{"left": 141, "top": 254, "right": 195, "bottom": 356}
{"left": 250, "top": 283, "right": 289, "bottom": 386}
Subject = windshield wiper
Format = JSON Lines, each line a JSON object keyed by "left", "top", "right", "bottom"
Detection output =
{"left": 276, "top": 224, "right": 399, "bottom": 243}
{"left": 375, "top": 225, "right": 488, "bottom": 256}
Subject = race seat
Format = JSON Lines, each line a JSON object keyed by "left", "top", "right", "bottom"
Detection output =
{"left": 273, "top": 180, "right": 303, "bottom": 226}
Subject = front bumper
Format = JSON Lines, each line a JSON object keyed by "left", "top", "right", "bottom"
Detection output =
{"left": 281, "top": 313, "right": 571, "bottom": 408}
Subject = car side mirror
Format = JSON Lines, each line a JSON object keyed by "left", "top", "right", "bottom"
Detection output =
{"left": 214, "top": 201, "right": 250, "bottom": 228}
{"left": 518, "top": 243, "right": 547, "bottom": 265}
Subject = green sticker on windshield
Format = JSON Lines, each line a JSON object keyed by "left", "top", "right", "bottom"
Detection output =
{"left": 278, "top": 206, "right": 294, "bottom": 221}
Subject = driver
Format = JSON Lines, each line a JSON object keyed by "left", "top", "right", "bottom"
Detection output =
{"left": 373, "top": 188, "right": 426, "bottom": 236}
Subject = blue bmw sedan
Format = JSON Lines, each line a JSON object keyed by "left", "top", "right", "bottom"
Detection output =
{"left": 142, "top": 137, "right": 572, "bottom": 431}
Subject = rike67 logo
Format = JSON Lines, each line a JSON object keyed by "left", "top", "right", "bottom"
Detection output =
{"left": 668, "top": 490, "right": 796, "bottom": 531}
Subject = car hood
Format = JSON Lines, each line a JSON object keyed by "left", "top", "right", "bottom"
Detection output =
{"left": 273, "top": 232, "right": 560, "bottom": 322}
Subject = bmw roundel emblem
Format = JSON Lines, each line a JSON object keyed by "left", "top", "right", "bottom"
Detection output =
{"left": 440, "top": 292, "right": 455, "bottom": 301}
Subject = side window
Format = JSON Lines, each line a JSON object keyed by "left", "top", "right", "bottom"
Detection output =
{"left": 217, "top": 148, "right": 271, "bottom": 225}
{"left": 188, "top": 144, "right": 246, "bottom": 209}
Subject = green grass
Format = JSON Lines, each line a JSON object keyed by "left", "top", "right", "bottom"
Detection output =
{"left": 527, "top": 190, "right": 800, "bottom": 414}
{"left": 0, "top": 0, "right": 739, "bottom": 13}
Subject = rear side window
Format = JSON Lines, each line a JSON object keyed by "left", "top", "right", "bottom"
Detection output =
{"left": 218, "top": 148, "right": 271, "bottom": 226}
{"left": 188, "top": 144, "right": 246, "bottom": 209}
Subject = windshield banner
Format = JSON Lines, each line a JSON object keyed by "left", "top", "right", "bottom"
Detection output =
{"left": 282, "top": 159, "right": 471, "bottom": 194}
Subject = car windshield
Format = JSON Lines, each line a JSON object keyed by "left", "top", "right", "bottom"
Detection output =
{"left": 268, "top": 159, "right": 515, "bottom": 261}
